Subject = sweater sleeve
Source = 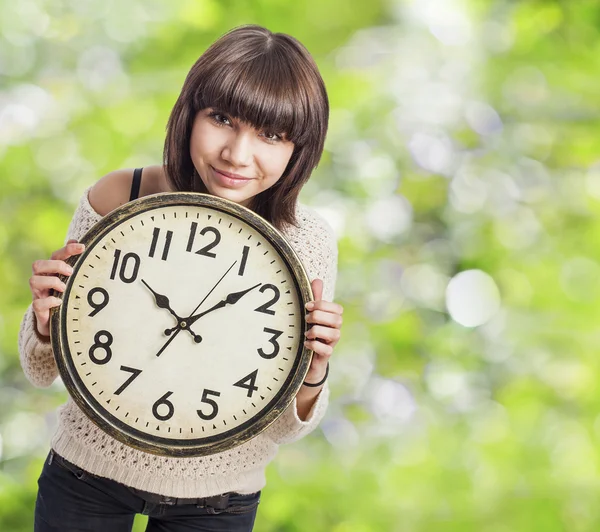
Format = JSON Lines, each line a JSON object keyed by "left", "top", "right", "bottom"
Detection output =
{"left": 262, "top": 205, "right": 339, "bottom": 445}
{"left": 19, "top": 188, "right": 102, "bottom": 388}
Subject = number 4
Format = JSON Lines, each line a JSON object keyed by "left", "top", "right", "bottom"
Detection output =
{"left": 233, "top": 370, "right": 259, "bottom": 398}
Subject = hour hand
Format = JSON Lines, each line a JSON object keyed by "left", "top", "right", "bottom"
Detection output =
{"left": 164, "top": 283, "right": 262, "bottom": 337}
{"left": 186, "top": 283, "right": 262, "bottom": 326}
{"left": 142, "top": 279, "right": 202, "bottom": 343}
{"left": 224, "top": 283, "right": 262, "bottom": 305}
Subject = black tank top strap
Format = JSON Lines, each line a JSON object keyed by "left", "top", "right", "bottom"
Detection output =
{"left": 129, "top": 168, "right": 143, "bottom": 201}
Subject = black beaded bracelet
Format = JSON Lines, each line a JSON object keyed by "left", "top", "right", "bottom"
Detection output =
{"left": 303, "top": 362, "right": 329, "bottom": 387}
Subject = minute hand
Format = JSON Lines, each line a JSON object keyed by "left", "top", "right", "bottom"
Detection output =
{"left": 186, "top": 283, "right": 262, "bottom": 326}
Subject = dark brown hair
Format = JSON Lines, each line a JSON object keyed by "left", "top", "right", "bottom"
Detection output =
{"left": 163, "top": 25, "right": 329, "bottom": 230}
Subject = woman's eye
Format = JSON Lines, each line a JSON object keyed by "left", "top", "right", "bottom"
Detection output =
{"left": 263, "top": 131, "right": 281, "bottom": 142}
{"left": 210, "top": 112, "right": 230, "bottom": 125}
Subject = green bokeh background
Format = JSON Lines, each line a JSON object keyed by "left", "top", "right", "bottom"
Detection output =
{"left": 2, "top": 0, "right": 599, "bottom": 530}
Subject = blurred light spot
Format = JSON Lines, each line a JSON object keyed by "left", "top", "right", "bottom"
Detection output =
{"left": 426, "top": 364, "right": 491, "bottom": 411}
{"left": 333, "top": 140, "right": 371, "bottom": 177}
{"left": 365, "top": 289, "right": 404, "bottom": 322}
{"left": 512, "top": 157, "right": 552, "bottom": 203}
{"left": 335, "top": 28, "right": 392, "bottom": 70}
{"left": 322, "top": 417, "right": 360, "bottom": 448}
{"left": 446, "top": 270, "right": 501, "bottom": 327}
{"left": 69, "top": 0, "right": 110, "bottom": 19}
{"left": 365, "top": 194, "right": 412, "bottom": 241}
{"left": 103, "top": 5, "right": 149, "bottom": 43}
{"left": 480, "top": 340, "right": 513, "bottom": 364}
{"left": 0, "top": 42, "right": 36, "bottom": 77}
{"left": 367, "top": 378, "right": 416, "bottom": 425}
{"left": 503, "top": 66, "right": 548, "bottom": 107}
{"left": 560, "top": 257, "right": 600, "bottom": 303}
{"left": 1, "top": 0, "right": 50, "bottom": 46}
{"left": 0, "top": 85, "right": 53, "bottom": 145}
{"left": 541, "top": 359, "right": 594, "bottom": 400}
{"left": 400, "top": 264, "right": 448, "bottom": 310}
{"left": 2, "top": 412, "right": 46, "bottom": 459}
{"left": 357, "top": 154, "right": 399, "bottom": 197}
{"left": 511, "top": 124, "right": 555, "bottom": 160}
{"left": 404, "top": 84, "right": 463, "bottom": 127}
{"left": 482, "top": 20, "right": 515, "bottom": 53}
{"left": 77, "top": 46, "right": 124, "bottom": 92}
{"left": 408, "top": 131, "right": 455, "bottom": 174}
{"left": 426, "top": 364, "right": 466, "bottom": 399}
{"left": 479, "top": 307, "right": 507, "bottom": 341}
{"left": 312, "top": 193, "right": 347, "bottom": 239}
{"left": 418, "top": 238, "right": 456, "bottom": 272}
{"left": 450, "top": 172, "right": 488, "bottom": 214}
{"left": 450, "top": 220, "right": 485, "bottom": 258}
{"left": 35, "top": 135, "right": 80, "bottom": 174}
{"left": 409, "top": 0, "right": 473, "bottom": 46}
{"left": 0, "top": 103, "right": 36, "bottom": 143}
{"left": 493, "top": 207, "right": 542, "bottom": 250}
{"left": 483, "top": 170, "right": 521, "bottom": 215}
{"left": 333, "top": 343, "right": 375, "bottom": 400}
{"left": 465, "top": 101, "right": 503, "bottom": 135}
{"left": 550, "top": 425, "right": 598, "bottom": 481}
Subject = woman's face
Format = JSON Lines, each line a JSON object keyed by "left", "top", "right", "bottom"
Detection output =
{"left": 190, "top": 108, "right": 295, "bottom": 207}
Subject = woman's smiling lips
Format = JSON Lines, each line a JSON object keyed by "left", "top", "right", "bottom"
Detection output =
{"left": 211, "top": 166, "right": 254, "bottom": 188}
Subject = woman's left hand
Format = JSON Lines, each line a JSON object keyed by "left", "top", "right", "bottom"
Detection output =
{"left": 303, "top": 279, "right": 343, "bottom": 385}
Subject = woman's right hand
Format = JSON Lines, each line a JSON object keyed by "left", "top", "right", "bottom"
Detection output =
{"left": 29, "top": 239, "right": 86, "bottom": 338}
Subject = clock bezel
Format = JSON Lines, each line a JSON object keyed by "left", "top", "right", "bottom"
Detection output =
{"left": 50, "top": 192, "right": 314, "bottom": 457}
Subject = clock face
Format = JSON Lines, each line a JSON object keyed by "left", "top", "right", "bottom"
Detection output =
{"left": 51, "top": 193, "right": 312, "bottom": 457}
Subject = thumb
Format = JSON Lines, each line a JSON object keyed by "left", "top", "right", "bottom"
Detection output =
{"left": 311, "top": 278, "right": 324, "bottom": 302}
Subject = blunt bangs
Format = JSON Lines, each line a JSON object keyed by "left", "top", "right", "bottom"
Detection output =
{"left": 195, "top": 48, "right": 314, "bottom": 146}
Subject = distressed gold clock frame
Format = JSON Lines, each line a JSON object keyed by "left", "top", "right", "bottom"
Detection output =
{"left": 50, "top": 192, "right": 314, "bottom": 457}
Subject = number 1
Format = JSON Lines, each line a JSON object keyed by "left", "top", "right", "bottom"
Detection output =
{"left": 238, "top": 246, "right": 250, "bottom": 276}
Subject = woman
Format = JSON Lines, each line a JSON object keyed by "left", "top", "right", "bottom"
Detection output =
{"left": 19, "top": 24, "right": 343, "bottom": 532}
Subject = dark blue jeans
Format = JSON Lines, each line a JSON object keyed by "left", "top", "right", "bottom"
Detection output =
{"left": 35, "top": 450, "right": 260, "bottom": 532}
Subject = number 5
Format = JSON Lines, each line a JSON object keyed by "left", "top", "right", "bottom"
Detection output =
{"left": 197, "top": 389, "right": 221, "bottom": 420}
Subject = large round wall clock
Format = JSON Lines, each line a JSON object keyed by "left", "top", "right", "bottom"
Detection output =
{"left": 50, "top": 193, "right": 314, "bottom": 457}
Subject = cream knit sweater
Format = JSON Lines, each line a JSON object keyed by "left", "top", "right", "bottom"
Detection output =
{"left": 18, "top": 188, "right": 337, "bottom": 498}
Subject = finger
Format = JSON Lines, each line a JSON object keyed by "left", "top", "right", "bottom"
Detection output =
{"left": 30, "top": 275, "right": 67, "bottom": 295}
{"left": 32, "top": 297, "right": 63, "bottom": 335}
{"left": 306, "top": 299, "right": 343, "bottom": 315}
{"left": 50, "top": 242, "right": 85, "bottom": 261}
{"left": 304, "top": 339, "right": 333, "bottom": 358}
{"left": 305, "top": 325, "right": 341, "bottom": 344}
{"left": 32, "top": 260, "right": 74, "bottom": 276}
{"left": 311, "top": 278, "right": 324, "bottom": 302}
{"left": 306, "top": 309, "right": 343, "bottom": 329}
{"left": 32, "top": 296, "right": 63, "bottom": 315}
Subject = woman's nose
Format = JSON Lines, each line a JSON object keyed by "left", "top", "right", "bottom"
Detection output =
{"left": 222, "top": 133, "right": 253, "bottom": 167}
